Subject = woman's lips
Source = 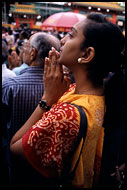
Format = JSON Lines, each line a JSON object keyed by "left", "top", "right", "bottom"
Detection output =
{"left": 60, "top": 48, "right": 63, "bottom": 55}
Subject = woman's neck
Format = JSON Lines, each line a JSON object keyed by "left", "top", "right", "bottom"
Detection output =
{"left": 73, "top": 68, "right": 104, "bottom": 96}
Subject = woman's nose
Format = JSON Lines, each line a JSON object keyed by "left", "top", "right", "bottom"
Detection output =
{"left": 61, "top": 33, "right": 69, "bottom": 46}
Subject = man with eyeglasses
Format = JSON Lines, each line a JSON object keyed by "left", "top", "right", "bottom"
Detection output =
{"left": 2, "top": 32, "right": 60, "bottom": 189}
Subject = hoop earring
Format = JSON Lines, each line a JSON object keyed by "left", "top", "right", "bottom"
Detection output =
{"left": 78, "top": 58, "right": 82, "bottom": 63}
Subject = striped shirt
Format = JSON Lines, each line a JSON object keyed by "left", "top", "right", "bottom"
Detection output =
{"left": 2, "top": 66, "right": 44, "bottom": 139}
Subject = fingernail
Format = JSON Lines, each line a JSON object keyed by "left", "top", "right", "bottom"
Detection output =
{"left": 56, "top": 51, "right": 60, "bottom": 55}
{"left": 49, "top": 51, "right": 52, "bottom": 56}
{"left": 51, "top": 47, "right": 55, "bottom": 51}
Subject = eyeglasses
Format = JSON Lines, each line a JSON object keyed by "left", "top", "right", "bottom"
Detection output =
{"left": 19, "top": 41, "right": 36, "bottom": 52}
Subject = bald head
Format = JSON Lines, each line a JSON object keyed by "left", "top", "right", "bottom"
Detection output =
{"left": 30, "top": 32, "right": 60, "bottom": 65}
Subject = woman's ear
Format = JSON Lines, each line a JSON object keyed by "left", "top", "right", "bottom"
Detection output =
{"left": 79, "top": 47, "right": 95, "bottom": 64}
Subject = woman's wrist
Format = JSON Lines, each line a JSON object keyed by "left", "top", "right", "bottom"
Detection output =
{"left": 39, "top": 99, "right": 51, "bottom": 111}
{"left": 41, "top": 95, "right": 55, "bottom": 107}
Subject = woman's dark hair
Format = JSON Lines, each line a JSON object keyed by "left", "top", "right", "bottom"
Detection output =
{"left": 82, "top": 13, "right": 125, "bottom": 131}
{"left": 81, "top": 13, "right": 125, "bottom": 87}
{"left": 83, "top": 14, "right": 125, "bottom": 179}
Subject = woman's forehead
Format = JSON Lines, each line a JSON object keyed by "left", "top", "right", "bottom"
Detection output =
{"left": 73, "top": 19, "right": 86, "bottom": 32}
{"left": 72, "top": 20, "right": 86, "bottom": 38}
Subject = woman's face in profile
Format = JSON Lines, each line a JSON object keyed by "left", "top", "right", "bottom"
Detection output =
{"left": 59, "top": 19, "right": 86, "bottom": 68}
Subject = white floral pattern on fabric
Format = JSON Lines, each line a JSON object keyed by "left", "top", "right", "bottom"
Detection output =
{"left": 23, "top": 102, "right": 80, "bottom": 176}
{"left": 95, "top": 108, "right": 104, "bottom": 127}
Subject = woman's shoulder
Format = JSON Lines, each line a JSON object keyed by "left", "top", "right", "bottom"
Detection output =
{"left": 63, "top": 83, "right": 76, "bottom": 95}
{"left": 48, "top": 101, "right": 80, "bottom": 121}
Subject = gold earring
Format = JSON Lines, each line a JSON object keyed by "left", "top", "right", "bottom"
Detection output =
{"left": 78, "top": 58, "right": 82, "bottom": 63}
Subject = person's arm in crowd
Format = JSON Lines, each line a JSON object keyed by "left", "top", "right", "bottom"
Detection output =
{"left": 10, "top": 47, "right": 70, "bottom": 156}
{"left": 8, "top": 50, "right": 21, "bottom": 70}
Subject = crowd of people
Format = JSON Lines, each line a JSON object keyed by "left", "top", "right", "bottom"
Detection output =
{"left": 1, "top": 13, "right": 126, "bottom": 190}
{"left": 2, "top": 26, "right": 66, "bottom": 81}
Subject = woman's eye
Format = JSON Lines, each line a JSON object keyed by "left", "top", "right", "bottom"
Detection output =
{"left": 68, "top": 32, "right": 73, "bottom": 38}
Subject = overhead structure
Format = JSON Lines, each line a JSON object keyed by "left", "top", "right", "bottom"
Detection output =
{"left": 71, "top": 2, "right": 125, "bottom": 11}
{"left": 70, "top": 2, "right": 125, "bottom": 24}
{"left": 9, "top": 2, "right": 40, "bottom": 28}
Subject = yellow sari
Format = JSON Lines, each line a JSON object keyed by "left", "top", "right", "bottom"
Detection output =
{"left": 58, "top": 84, "right": 105, "bottom": 188}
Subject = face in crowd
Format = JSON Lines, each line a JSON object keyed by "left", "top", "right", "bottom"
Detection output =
{"left": 59, "top": 20, "right": 86, "bottom": 68}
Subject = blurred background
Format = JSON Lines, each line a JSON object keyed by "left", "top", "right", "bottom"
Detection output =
{"left": 2, "top": 2, "right": 125, "bottom": 33}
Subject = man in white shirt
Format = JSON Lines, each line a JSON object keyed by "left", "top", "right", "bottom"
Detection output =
{"left": 2, "top": 39, "right": 16, "bottom": 82}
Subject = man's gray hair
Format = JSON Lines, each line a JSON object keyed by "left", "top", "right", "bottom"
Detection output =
{"left": 30, "top": 32, "right": 60, "bottom": 65}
